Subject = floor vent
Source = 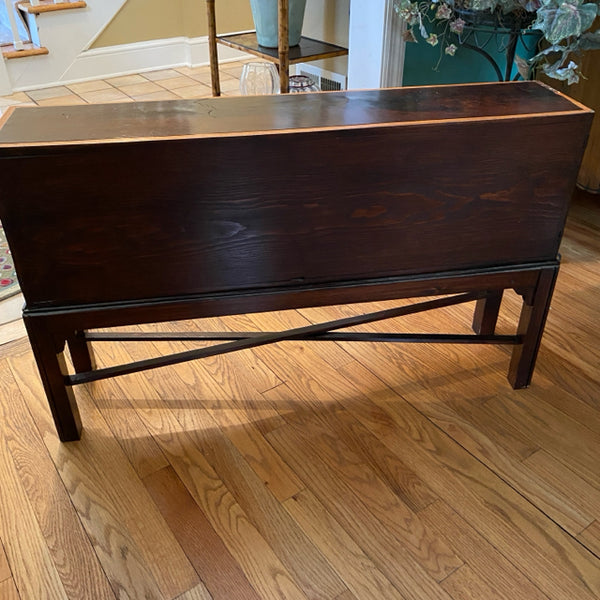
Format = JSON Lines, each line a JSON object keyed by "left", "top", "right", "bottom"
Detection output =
{"left": 294, "top": 64, "right": 346, "bottom": 91}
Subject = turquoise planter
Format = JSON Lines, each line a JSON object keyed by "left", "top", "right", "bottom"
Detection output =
{"left": 403, "top": 26, "right": 541, "bottom": 85}
{"left": 249, "top": 0, "right": 307, "bottom": 48}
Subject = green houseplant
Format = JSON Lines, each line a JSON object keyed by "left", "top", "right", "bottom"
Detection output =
{"left": 394, "top": 0, "right": 600, "bottom": 83}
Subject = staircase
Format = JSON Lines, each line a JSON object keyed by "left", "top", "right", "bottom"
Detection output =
{"left": 1, "top": 1, "right": 84, "bottom": 57}
{"left": 0, "top": 0, "right": 128, "bottom": 94}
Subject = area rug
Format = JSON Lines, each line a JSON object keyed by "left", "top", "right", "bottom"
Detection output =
{"left": 0, "top": 224, "right": 20, "bottom": 301}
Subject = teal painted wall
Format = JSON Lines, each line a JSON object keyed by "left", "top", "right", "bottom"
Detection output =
{"left": 403, "top": 27, "right": 541, "bottom": 85}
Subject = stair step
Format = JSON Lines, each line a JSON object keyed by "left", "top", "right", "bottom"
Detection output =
{"left": 1, "top": 41, "right": 48, "bottom": 58}
{"left": 17, "top": 0, "right": 87, "bottom": 15}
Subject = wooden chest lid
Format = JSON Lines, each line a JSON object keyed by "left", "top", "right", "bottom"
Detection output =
{"left": 0, "top": 81, "right": 590, "bottom": 148}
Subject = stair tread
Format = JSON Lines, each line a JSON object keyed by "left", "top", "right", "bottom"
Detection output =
{"left": 2, "top": 42, "right": 49, "bottom": 58}
{"left": 17, "top": 0, "right": 86, "bottom": 14}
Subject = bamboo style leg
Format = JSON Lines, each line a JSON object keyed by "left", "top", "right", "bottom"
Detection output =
{"left": 206, "top": 0, "right": 221, "bottom": 96}
{"left": 508, "top": 266, "right": 559, "bottom": 389}
{"left": 24, "top": 317, "right": 82, "bottom": 442}
{"left": 278, "top": 0, "right": 289, "bottom": 93}
{"left": 67, "top": 330, "right": 96, "bottom": 374}
{"left": 472, "top": 290, "right": 503, "bottom": 335}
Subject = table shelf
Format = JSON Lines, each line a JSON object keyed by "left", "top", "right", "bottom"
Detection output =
{"left": 206, "top": 0, "right": 347, "bottom": 95}
{"left": 216, "top": 32, "right": 348, "bottom": 65}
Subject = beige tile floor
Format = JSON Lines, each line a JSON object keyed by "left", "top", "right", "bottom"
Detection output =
{"left": 0, "top": 59, "right": 250, "bottom": 344}
{"left": 0, "top": 60, "right": 248, "bottom": 115}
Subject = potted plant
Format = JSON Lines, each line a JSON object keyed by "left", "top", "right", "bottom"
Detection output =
{"left": 394, "top": 0, "right": 600, "bottom": 83}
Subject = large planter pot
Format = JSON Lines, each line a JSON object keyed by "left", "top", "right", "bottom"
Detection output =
{"left": 403, "top": 15, "right": 541, "bottom": 86}
{"left": 249, "top": 0, "right": 307, "bottom": 48}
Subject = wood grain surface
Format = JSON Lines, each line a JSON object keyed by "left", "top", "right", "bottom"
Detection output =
{"left": 0, "top": 189, "right": 598, "bottom": 599}
{"left": 0, "top": 82, "right": 582, "bottom": 145}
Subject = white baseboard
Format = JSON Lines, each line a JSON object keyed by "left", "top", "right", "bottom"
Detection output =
{"left": 13, "top": 35, "right": 251, "bottom": 92}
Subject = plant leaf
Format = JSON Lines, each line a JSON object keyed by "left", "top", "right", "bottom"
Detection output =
{"left": 533, "top": 0, "right": 598, "bottom": 43}
{"left": 578, "top": 30, "right": 600, "bottom": 49}
{"left": 515, "top": 54, "right": 531, "bottom": 79}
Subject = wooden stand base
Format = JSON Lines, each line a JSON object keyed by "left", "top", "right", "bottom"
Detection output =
{"left": 22, "top": 262, "right": 558, "bottom": 442}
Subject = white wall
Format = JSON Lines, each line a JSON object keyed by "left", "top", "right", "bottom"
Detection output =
{"left": 348, "top": 0, "right": 405, "bottom": 89}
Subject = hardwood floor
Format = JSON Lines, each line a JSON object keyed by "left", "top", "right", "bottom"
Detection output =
{"left": 0, "top": 187, "right": 598, "bottom": 598}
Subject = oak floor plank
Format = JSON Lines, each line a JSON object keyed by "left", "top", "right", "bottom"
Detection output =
{"left": 283, "top": 489, "right": 407, "bottom": 600}
{"left": 144, "top": 465, "right": 260, "bottom": 600}
{"left": 370, "top": 393, "right": 600, "bottom": 599}
{"left": 243, "top": 312, "right": 421, "bottom": 441}
{"left": 579, "top": 521, "right": 600, "bottom": 557}
{"left": 484, "top": 395, "right": 600, "bottom": 489}
{"left": 224, "top": 309, "right": 355, "bottom": 370}
{"left": 530, "top": 358, "right": 600, "bottom": 430}
{"left": 0, "top": 411, "right": 67, "bottom": 599}
{"left": 92, "top": 393, "right": 170, "bottom": 479}
{"left": 116, "top": 322, "right": 303, "bottom": 503}
{"left": 142, "top": 427, "right": 310, "bottom": 600}
{"left": 170, "top": 404, "right": 348, "bottom": 600}
{"left": 236, "top": 323, "right": 440, "bottom": 514}
{"left": 342, "top": 359, "right": 600, "bottom": 599}
{"left": 158, "top": 320, "right": 304, "bottom": 502}
{"left": 321, "top": 301, "right": 600, "bottom": 535}
{"left": 175, "top": 584, "right": 214, "bottom": 600}
{"left": 333, "top": 592, "right": 358, "bottom": 600}
{"left": 94, "top": 350, "right": 312, "bottom": 600}
{"left": 265, "top": 405, "right": 456, "bottom": 600}
{"left": 440, "top": 565, "right": 509, "bottom": 600}
{"left": 0, "top": 362, "right": 116, "bottom": 599}
{"left": 524, "top": 449, "right": 600, "bottom": 524}
{"left": 85, "top": 339, "right": 169, "bottom": 478}
{"left": 0, "top": 577, "right": 20, "bottom": 600}
{"left": 0, "top": 538, "right": 11, "bottom": 581}
{"left": 402, "top": 390, "right": 594, "bottom": 536}
{"left": 247, "top": 332, "right": 440, "bottom": 514}
{"left": 8, "top": 351, "right": 199, "bottom": 600}
{"left": 320, "top": 367, "right": 439, "bottom": 512}
{"left": 418, "top": 500, "right": 550, "bottom": 600}
{"left": 269, "top": 401, "right": 462, "bottom": 581}
{"left": 381, "top": 431, "right": 600, "bottom": 599}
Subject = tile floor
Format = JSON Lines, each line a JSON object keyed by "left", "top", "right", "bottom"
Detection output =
{"left": 0, "top": 59, "right": 250, "bottom": 344}
{"left": 0, "top": 60, "right": 248, "bottom": 115}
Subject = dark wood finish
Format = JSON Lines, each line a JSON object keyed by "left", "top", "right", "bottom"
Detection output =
{"left": 0, "top": 83, "right": 580, "bottom": 144}
{"left": 65, "top": 292, "right": 489, "bottom": 386}
{"left": 472, "top": 291, "right": 503, "bottom": 335}
{"left": 206, "top": 0, "right": 348, "bottom": 95}
{"left": 67, "top": 330, "right": 96, "bottom": 373}
{"left": 0, "top": 82, "right": 592, "bottom": 441}
{"left": 23, "top": 317, "right": 82, "bottom": 441}
{"left": 508, "top": 265, "right": 560, "bottom": 388}
{"left": 215, "top": 33, "right": 349, "bottom": 65}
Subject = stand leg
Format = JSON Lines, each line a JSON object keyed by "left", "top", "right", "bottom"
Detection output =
{"left": 67, "top": 330, "right": 96, "bottom": 373}
{"left": 278, "top": 0, "right": 289, "bottom": 93}
{"left": 206, "top": 0, "right": 220, "bottom": 96}
{"left": 508, "top": 267, "right": 559, "bottom": 389}
{"left": 472, "top": 291, "right": 503, "bottom": 335}
{"left": 24, "top": 318, "right": 82, "bottom": 442}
